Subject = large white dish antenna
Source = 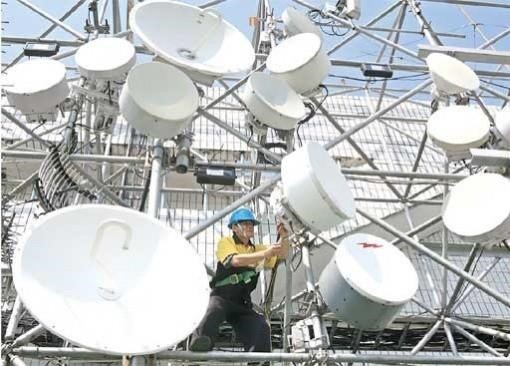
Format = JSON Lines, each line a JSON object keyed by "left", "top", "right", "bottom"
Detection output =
{"left": 3, "top": 59, "right": 69, "bottom": 117}
{"left": 427, "top": 105, "right": 490, "bottom": 158}
{"left": 130, "top": 0, "right": 255, "bottom": 85}
{"left": 75, "top": 37, "right": 136, "bottom": 80}
{"left": 282, "top": 7, "right": 322, "bottom": 39}
{"left": 495, "top": 107, "right": 510, "bottom": 145}
{"left": 267, "top": 33, "right": 330, "bottom": 94}
{"left": 119, "top": 62, "right": 199, "bottom": 139}
{"left": 426, "top": 53, "right": 479, "bottom": 95}
{"left": 442, "top": 173, "right": 510, "bottom": 244}
{"left": 279, "top": 142, "right": 355, "bottom": 233}
{"left": 318, "top": 234, "right": 418, "bottom": 330}
{"left": 241, "top": 72, "right": 306, "bottom": 130}
{"left": 12, "top": 204, "right": 210, "bottom": 355}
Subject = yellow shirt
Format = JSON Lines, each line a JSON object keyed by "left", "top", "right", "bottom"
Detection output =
{"left": 216, "top": 236, "right": 278, "bottom": 270}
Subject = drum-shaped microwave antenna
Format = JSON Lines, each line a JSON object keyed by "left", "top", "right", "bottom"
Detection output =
{"left": 495, "top": 107, "right": 510, "bottom": 146}
{"left": 119, "top": 62, "right": 199, "bottom": 139}
{"left": 3, "top": 59, "right": 69, "bottom": 119}
{"left": 130, "top": 0, "right": 255, "bottom": 85}
{"left": 426, "top": 53, "right": 479, "bottom": 95}
{"left": 75, "top": 37, "right": 136, "bottom": 80}
{"left": 241, "top": 72, "right": 306, "bottom": 130}
{"left": 271, "top": 142, "right": 355, "bottom": 234}
{"left": 282, "top": 7, "right": 322, "bottom": 39}
{"left": 442, "top": 173, "right": 510, "bottom": 244}
{"left": 318, "top": 233, "right": 418, "bottom": 331}
{"left": 12, "top": 204, "right": 210, "bottom": 355}
{"left": 267, "top": 33, "right": 330, "bottom": 94}
{"left": 427, "top": 105, "right": 490, "bottom": 159}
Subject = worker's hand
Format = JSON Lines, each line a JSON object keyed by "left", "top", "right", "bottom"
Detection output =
{"left": 264, "top": 244, "right": 284, "bottom": 259}
{"left": 276, "top": 221, "right": 289, "bottom": 240}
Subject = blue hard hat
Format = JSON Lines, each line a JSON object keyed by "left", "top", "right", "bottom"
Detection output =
{"left": 228, "top": 207, "right": 260, "bottom": 228}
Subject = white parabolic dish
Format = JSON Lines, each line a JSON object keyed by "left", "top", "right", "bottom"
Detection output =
{"left": 427, "top": 105, "right": 490, "bottom": 152}
{"left": 426, "top": 53, "right": 479, "bottom": 95}
{"left": 282, "top": 7, "right": 322, "bottom": 39}
{"left": 442, "top": 173, "right": 510, "bottom": 243}
{"left": 75, "top": 37, "right": 136, "bottom": 80}
{"left": 3, "top": 59, "right": 69, "bottom": 115}
{"left": 12, "top": 205, "right": 210, "bottom": 355}
{"left": 241, "top": 72, "right": 306, "bottom": 130}
{"left": 281, "top": 142, "right": 355, "bottom": 233}
{"left": 130, "top": 0, "right": 255, "bottom": 83}
{"left": 266, "top": 33, "right": 330, "bottom": 94}
{"left": 495, "top": 107, "right": 510, "bottom": 144}
{"left": 119, "top": 62, "right": 199, "bottom": 139}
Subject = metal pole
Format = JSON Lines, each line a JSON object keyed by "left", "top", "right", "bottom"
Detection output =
{"left": 445, "top": 317, "right": 510, "bottom": 342}
{"left": 184, "top": 175, "right": 281, "bottom": 240}
{"left": 324, "top": 79, "right": 434, "bottom": 150}
{"left": 10, "top": 325, "right": 46, "bottom": 348}
{"left": 5, "top": 123, "right": 67, "bottom": 150}
{"left": 12, "top": 347, "right": 510, "bottom": 364}
{"left": 440, "top": 161, "right": 450, "bottom": 309}
{"left": 479, "top": 28, "right": 510, "bottom": 49}
{"left": 410, "top": 319, "right": 443, "bottom": 355}
{"left": 443, "top": 322, "right": 458, "bottom": 355}
{"left": 16, "top": 0, "right": 87, "bottom": 40}
{"left": 357, "top": 209, "right": 510, "bottom": 308}
{"left": 450, "top": 324, "right": 503, "bottom": 357}
{"left": 1, "top": 109, "right": 50, "bottom": 148}
{"left": 112, "top": 0, "right": 122, "bottom": 33}
{"left": 5, "top": 297, "right": 24, "bottom": 340}
{"left": 147, "top": 140, "right": 164, "bottom": 218}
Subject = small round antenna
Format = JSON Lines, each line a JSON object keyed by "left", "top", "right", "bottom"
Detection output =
{"left": 75, "top": 37, "right": 136, "bottom": 81}
{"left": 282, "top": 7, "right": 322, "bottom": 39}
{"left": 442, "top": 173, "right": 510, "bottom": 244}
{"left": 130, "top": 0, "right": 255, "bottom": 85}
{"left": 271, "top": 142, "right": 355, "bottom": 234}
{"left": 241, "top": 72, "right": 306, "bottom": 131}
{"left": 427, "top": 105, "right": 490, "bottom": 160}
{"left": 3, "top": 59, "right": 70, "bottom": 121}
{"left": 426, "top": 53, "right": 479, "bottom": 96}
{"left": 266, "top": 33, "right": 330, "bottom": 94}
{"left": 119, "top": 62, "right": 199, "bottom": 139}
{"left": 318, "top": 233, "right": 418, "bottom": 330}
{"left": 12, "top": 204, "right": 210, "bottom": 355}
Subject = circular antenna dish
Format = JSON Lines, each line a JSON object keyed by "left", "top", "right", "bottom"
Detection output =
{"left": 318, "top": 233, "right": 418, "bottom": 330}
{"left": 442, "top": 173, "right": 510, "bottom": 244}
{"left": 427, "top": 105, "right": 490, "bottom": 159}
{"left": 12, "top": 204, "right": 210, "bottom": 355}
{"left": 278, "top": 142, "right": 355, "bottom": 233}
{"left": 495, "top": 107, "right": 510, "bottom": 145}
{"left": 3, "top": 59, "right": 69, "bottom": 118}
{"left": 426, "top": 53, "right": 479, "bottom": 95}
{"left": 119, "top": 62, "right": 199, "bottom": 139}
{"left": 75, "top": 37, "right": 136, "bottom": 80}
{"left": 241, "top": 72, "right": 306, "bottom": 130}
{"left": 282, "top": 7, "right": 322, "bottom": 39}
{"left": 130, "top": 0, "right": 255, "bottom": 85}
{"left": 267, "top": 33, "right": 330, "bottom": 94}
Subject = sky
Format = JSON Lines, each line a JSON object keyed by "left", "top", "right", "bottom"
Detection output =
{"left": 1, "top": 0, "right": 509, "bottom": 91}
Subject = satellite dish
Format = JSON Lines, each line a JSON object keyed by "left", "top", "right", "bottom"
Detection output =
{"left": 3, "top": 59, "right": 69, "bottom": 120}
{"left": 426, "top": 53, "right": 479, "bottom": 95}
{"left": 119, "top": 62, "right": 199, "bottom": 139}
{"left": 271, "top": 142, "right": 355, "bottom": 234}
{"left": 427, "top": 105, "right": 490, "bottom": 159}
{"left": 282, "top": 7, "right": 322, "bottom": 39}
{"left": 75, "top": 37, "right": 136, "bottom": 80}
{"left": 130, "top": 0, "right": 255, "bottom": 85}
{"left": 241, "top": 72, "right": 306, "bottom": 130}
{"left": 12, "top": 204, "right": 210, "bottom": 355}
{"left": 442, "top": 173, "right": 510, "bottom": 244}
{"left": 318, "top": 233, "right": 418, "bottom": 331}
{"left": 266, "top": 33, "right": 330, "bottom": 94}
{"left": 495, "top": 107, "right": 510, "bottom": 146}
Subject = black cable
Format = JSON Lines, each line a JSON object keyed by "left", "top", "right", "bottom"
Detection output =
{"left": 329, "top": 72, "right": 429, "bottom": 83}
{"left": 137, "top": 168, "right": 152, "bottom": 212}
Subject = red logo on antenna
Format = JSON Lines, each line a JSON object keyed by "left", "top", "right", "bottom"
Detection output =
{"left": 357, "top": 242, "right": 383, "bottom": 249}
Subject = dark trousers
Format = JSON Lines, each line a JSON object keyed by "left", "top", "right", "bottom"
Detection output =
{"left": 193, "top": 294, "right": 271, "bottom": 352}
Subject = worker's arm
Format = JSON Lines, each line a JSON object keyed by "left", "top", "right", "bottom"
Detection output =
{"left": 230, "top": 246, "right": 280, "bottom": 267}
